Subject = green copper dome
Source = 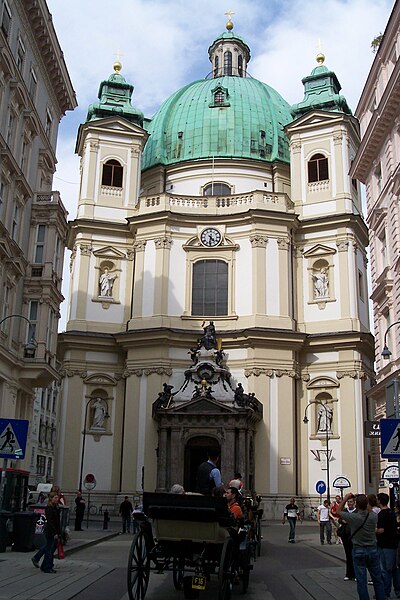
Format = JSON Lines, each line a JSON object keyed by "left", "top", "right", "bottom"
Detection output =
{"left": 142, "top": 75, "right": 292, "bottom": 170}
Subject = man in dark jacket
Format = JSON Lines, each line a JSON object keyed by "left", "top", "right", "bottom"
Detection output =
{"left": 196, "top": 449, "right": 222, "bottom": 495}
{"left": 32, "top": 492, "right": 61, "bottom": 573}
{"left": 119, "top": 496, "right": 133, "bottom": 533}
{"left": 74, "top": 491, "right": 85, "bottom": 531}
{"left": 376, "top": 492, "right": 400, "bottom": 598}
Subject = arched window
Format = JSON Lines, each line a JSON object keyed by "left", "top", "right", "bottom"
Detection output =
{"left": 214, "top": 56, "right": 219, "bottom": 77}
{"left": 203, "top": 182, "right": 231, "bottom": 196}
{"left": 101, "top": 159, "right": 123, "bottom": 187}
{"left": 214, "top": 90, "right": 225, "bottom": 105}
{"left": 192, "top": 260, "right": 228, "bottom": 316}
{"left": 238, "top": 55, "right": 243, "bottom": 77}
{"left": 308, "top": 154, "right": 329, "bottom": 183}
{"left": 224, "top": 51, "right": 232, "bottom": 76}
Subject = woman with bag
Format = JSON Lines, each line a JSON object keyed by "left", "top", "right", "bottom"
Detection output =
{"left": 337, "top": 493, "right": 356, "bottom": 581}
{"left": 32, "top": 491, "right": 61, "bottom": 573}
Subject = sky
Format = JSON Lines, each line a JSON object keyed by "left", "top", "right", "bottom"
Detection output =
{"left": 46, "top": 0, "right": 394, "bottom": 330}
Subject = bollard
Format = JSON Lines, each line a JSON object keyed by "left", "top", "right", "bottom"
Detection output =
{"left": 103, "top": 509, "right": 110, "bottom": 530}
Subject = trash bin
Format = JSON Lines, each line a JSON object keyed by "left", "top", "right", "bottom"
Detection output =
{"left": 59, "top": 505, "right": 70, "bottom": 543}
{"left": 29, "top": 504, "right": 47, "bottom": 549}
{"left": 12, "top": 511, "right": 39, "bottom": 552}
{"left": 0, "top": 511, "right": 12, "bottom": 552}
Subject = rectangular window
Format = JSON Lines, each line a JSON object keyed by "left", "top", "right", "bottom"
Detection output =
{"left": 6, "top": 113, "right": 15, "bottom": 147}
{"left": 11, "top": 203, "right": 19, "bottom": 241}
{"left": 46, "top": 457, "right": 52, "bottom": 478}
{"left": 1, "top": 286, "right": 10, "bottom": 330}
{"left": 36, "top": 454, "right": 46, "bottom": 475}
{"left": 16, "top": 37, "right": 25, "bottom": 71}
{"left": 378, "top": 230, "right": 387, "bottom": 269}
{"left": 358, "top": 270, "right": 365, "bottom": 302}
{"left": 41, "top": 389, "right": 46, "bottom": 410}
{"left": 28, "top": 300, "right": 38, "bottom": 341}
{"left": 21, "top": 138, "right": 29, "bottom": 171}
{"left": 34, "top": 224, "right": 46, "bottom": 263}
{"left": 29, "top": 67, "right": 37, "bottom": 99}
{"left": 0, "top": 181, "right": 7, "bottom": 218}
{"left": 376, "top": 164, "right": 382, "bottom": 194}
{"left": 46, "top": 310, "right": 54, "bottom": 351}
{"left": 192, "top": 260, "right": 228, "bottom": 316}
{"left": 45, "top": 109, "right": 53, "bottom": 138}
{"left": 53, "top": 235, "right": 61, "bottom": 274}
{"left": 1, "top": 1, "right": 11, "bottom": 37}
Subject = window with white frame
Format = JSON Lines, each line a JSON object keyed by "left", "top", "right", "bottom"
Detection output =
{"left": 0, "top": 180, "right": 7, "bottom": 218}
{"left": 16, "top": 37, "right": 25, "bottom": 71}
{"left": 36, "top": 454, "right": 45, "bottom": 475}
{"left": 0, "top": 285, "right": 10, "bottom": 331}
{"left": 308, "top": 153, "right": 329, "bottom": 182}
{"left": 378, "top": 229, "right": 388, "bottom": 270}
{"left": 1, "top": 1, "right": 11, "bottom": 38}
{"left": 192, "top": 259, "right": 228, "bottom": 316}
{"left": 11, "top": 203, "right": 19, "bottom": 241}
{"left": 34, "top": 224, "right": 46, "bottom": 263}
{"left": 203, "top": 182, "right": 231, "bottom": 196}
{"left": 28, "top": 300, "right": 38, "bottom": 341}
{"left": 375, "top": 163, "right": 382, "bottom": 195}
{"left": 45, "top": 108, "right": 53, "bottom": 138}
{"left": 6, "top": 112, "right": 15, "bottom": 147}
{"left": 29, "top": 67, "right": 37, "bottom": 99}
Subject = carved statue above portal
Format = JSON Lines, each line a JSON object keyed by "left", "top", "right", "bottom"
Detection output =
{"left": 312, "top": 267, "right": 329, "bottom": 299}
{"left": 153, "top": 383, "right": 175, "bottom": 412}
{"left": 99, "top": 268, "right": 117, "bottom": 298}
{"left": 200, "top": 321, "right": 217, "bottom": 350}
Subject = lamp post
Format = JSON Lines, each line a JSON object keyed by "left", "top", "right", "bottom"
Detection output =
{"left": 303, "top": 401, "right": 331, "bottom": 503}
{"left": 0, "top": 314, "right": 37, "bottom": 357}
{"left": 78, "top": 398, "right": 109, "bottom": 492}
{"left": 381, "top": 320, "right": 400, "bottom": 500}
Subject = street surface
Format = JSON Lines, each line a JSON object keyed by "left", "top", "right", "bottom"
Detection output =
{"left": 0, "top": 521, "right": 378, "bottom": 599}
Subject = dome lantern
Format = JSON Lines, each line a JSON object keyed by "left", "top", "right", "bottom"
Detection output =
{"left": 208, "top": 15, "right": 251, "bottom": 78}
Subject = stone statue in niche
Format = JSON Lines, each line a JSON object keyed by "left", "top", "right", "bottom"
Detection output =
{"left": 99, "top": 268, "right": 117, "bottom": 297}
{"left": 92, "top": 398, "right": 106, "bottom": 429}
{"left": 317, "top": 404, "right": 333, "bottom": 432}
{"left": 312, "top": 267, "right": 329, "bottom": 299}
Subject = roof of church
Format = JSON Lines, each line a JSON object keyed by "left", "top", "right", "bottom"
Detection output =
{"left": 142, "top": 75, "right": 292, "bottom": 170}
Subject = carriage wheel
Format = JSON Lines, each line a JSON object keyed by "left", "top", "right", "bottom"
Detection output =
{"left": 127, "top": 529, "right": 150, "bottom": 600}
{"left": 218, "top": 538, "right": 233, "bottom": 600}
{"left": 239, "top": 547, "right": 251, "bottom": 594}
{"left": 173, "top": 558, "right": 184, "bottom": 590}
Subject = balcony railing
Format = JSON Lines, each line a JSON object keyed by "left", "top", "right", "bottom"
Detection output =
{"left": 138, "top": 190, "right": 294, "bottom": 215}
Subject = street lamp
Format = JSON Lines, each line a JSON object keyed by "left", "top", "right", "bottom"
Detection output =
{"left": 78, "top": 398, "right": 109, "bottom": 492}
{"left": 0, "top": 314, "right": 37, "bottom": 358}
{"left": 381, "top": 321, "right": 400, "bottom": 499}
{"left": 303, "top": 400, "right": 331, "bottom": 503}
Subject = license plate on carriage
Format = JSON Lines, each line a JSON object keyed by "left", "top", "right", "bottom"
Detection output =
{"left": 192, "top": 575, "right": 206, "bottom": 590}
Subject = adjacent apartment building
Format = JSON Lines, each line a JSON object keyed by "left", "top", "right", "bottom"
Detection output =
{"left": 351, "top": 0, "right": 400, "bottom": 488}
{"left": 0, "top": 0, "right": 76, "bottom": 483}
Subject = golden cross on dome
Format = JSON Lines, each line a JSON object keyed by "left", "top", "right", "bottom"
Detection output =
{"left": 225, "top": 9, "right": 235, "bottom": 30}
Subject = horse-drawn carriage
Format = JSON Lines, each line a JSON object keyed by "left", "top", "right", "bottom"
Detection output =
{"left": 127, "top": 492, "right": 261, "bottom": 600}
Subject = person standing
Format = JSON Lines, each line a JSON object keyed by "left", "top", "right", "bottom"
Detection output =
{"left": 282, "top": 497, "right": 300, "bottom": 543}
{"left": 32, "top": 492, "right": 60, "bottom": 573}
{"left": 74, "top": 491, "right": 85, "bottom": 531}
{"left": 119, "top": 496, "right": 133, "bottom": 533}
{"left": 317, "top": 499, "right": 332, "bottom": 545}
{"left": 376, "top": 492, "right": 400, "bottom": 599}
{"left": 196, "top": 449, "right": 222, "bottom": 495}
{"left": 329, "top": 494, "right": 342, "bottom": 544}
{"left": 338, "top": 493, "right": 356, "bottom": 581}
{"left": 338, "top": 493, "right": 385, "bottom": 600}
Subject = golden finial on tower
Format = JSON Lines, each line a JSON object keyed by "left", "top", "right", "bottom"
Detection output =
{"left": 225, "top": 9, "right": 235, "bottom": 30}
{"left": 316, "top": 38, "right": 325, "bottom": 65}
{"left": 113, "top": 49, "right": 123, "bottom": 73}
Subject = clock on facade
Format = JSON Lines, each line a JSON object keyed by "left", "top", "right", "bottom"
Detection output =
{"left": 200, "top": 228, "right": 222, "bottom": 247}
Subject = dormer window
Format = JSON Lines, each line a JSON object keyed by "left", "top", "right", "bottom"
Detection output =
{"left": 308, "top": 153, "right": 329, "bottom": 183}
{"left": 214, "top": 90, "right": 225, "bottom": 105}
{"left": 224, "top": 51, "right": 232, "bottom": 76}
{"left": 102, "top": 159, "right": 123, "bottom": 188}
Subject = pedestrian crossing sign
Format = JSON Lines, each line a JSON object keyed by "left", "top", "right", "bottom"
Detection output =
{"left": 380, "top": 418, "right": 400, "bottom": 459}
{"left": 0, "top": 418, "right": 29, "bottom": 460}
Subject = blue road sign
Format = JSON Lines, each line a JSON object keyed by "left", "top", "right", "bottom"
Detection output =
{"left": 0, "top": 419, "right": 29, "bottom": 460}
{"left": 316, "top": 480, "right": 326, "bottom": 495}
{"left": 380, "top": 418, "right": 400, "bottom": 459}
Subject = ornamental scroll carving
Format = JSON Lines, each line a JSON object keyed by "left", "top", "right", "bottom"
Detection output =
{"left": 154, "top": 237, "right": 173, "bottom": 250}
{"left": 133, "top": 240, "right": 146, "bottom": 252}
{"left": 244, "top": 368, "right": 298, "bottom": 378}
{"left": 290, "top": 140, "right": 301, "bottom": 153}
{"left": 277, "top": 238, "right": 290, "bottom": 250}
{"left": 79, "top": 244, "right": 92, "bottom": 256}
{"left": 59, "top": 369, "right": 88, "bottom": 379}
{"left": 336, "top": 370, "right": 365, "bottom": 379}
{"left": 249, "top": 235, "right": 268, "bottom": 248}
{"left": 143, "top": 367, "right": 173, "bottom": 376}
{"left": 336, "top": 240, "right": 350, "bottom": 252}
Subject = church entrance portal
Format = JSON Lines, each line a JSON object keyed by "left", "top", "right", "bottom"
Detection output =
{"left": 184, "top": 436, "right": 220, "bottom": 492}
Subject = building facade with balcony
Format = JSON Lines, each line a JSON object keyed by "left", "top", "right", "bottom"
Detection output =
{"left": 0, "top": 0, "right": 76, "bottom": 480}
{"left": 58, "top": 18, "right": 374, "bottom": 510}
{"left": 351, "top": 0, "right": 400, "bottom": 490}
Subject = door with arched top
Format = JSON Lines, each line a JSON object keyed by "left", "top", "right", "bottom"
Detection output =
{"left": 184, "top": 436, "right": 221, "bottom": 492}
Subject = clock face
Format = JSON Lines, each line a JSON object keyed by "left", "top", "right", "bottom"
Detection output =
{"left": 200, "top": 228, "right": 222, "bottom": 247}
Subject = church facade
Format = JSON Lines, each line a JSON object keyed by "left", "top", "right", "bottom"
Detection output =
{"left": 56, "top": 19, "right": 374, "bottom": 510}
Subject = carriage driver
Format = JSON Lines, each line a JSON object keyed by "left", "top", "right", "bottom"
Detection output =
{"left": 196, "top": 449, "right": 222, "bottom": 495}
